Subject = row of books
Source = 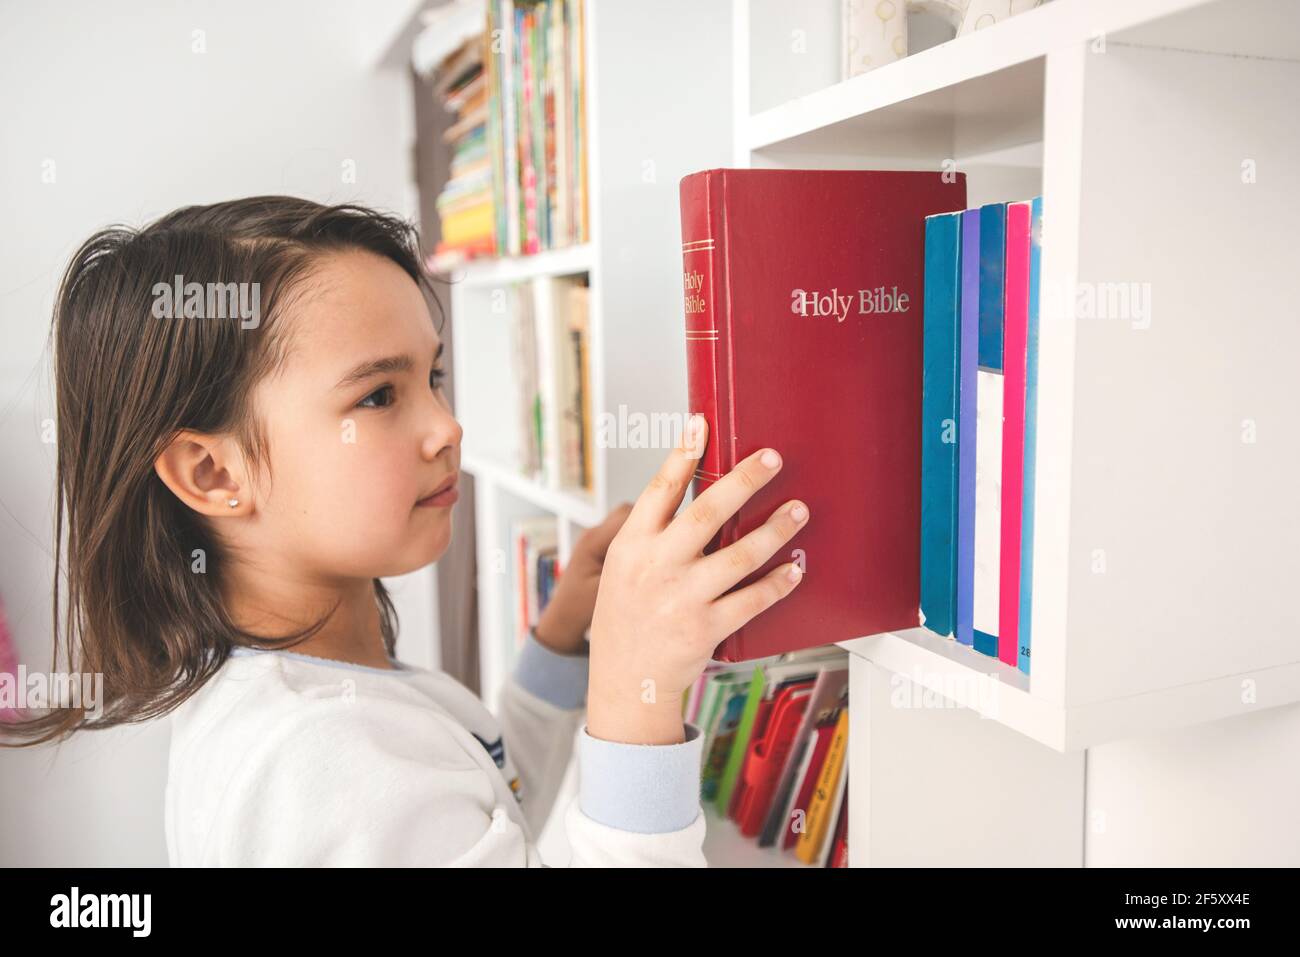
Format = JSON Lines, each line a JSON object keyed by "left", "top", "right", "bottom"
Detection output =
{"left": 505, "top": 275, "right": 593, "bottom": 492}
{"left": 431, "top": 34, "right": 496, "bottom": 265}
{"left": 920, "top": 197, "right": 1044, "bottom": 674}
{"left": 685, "top": 648, "right": 851, "bottom": 867}
{"left": 510, "top": 516, "right": 561, "bottom": 650}
{"left": 485, "top": 0, "right": 590, "bottom": 259}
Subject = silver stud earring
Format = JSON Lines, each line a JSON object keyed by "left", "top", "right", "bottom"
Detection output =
{"left": 227, "top": 498, "right": 239, "bottom": 508}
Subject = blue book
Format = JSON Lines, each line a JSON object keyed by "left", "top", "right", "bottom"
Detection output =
{"left": 920, "top": 212, "right": 963, "bottom": 638}
{"left": 1017, "top": 197, "right": 1043, "bottom": 675}
{"left": 955, "top": 210, "right": 981, "bottom": 648}
{"left": 978, "top": 203, "right": 1006, "bottom": 372}
{"left": 972, "top": 203, "right": 1007, "bottom": 658}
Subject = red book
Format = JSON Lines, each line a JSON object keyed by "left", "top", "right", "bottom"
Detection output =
{"left": 679, "top": 169, "right": 968, "bottom": 661}
{"left": 731, "top": 681, "right": 814, "bottom": 836}
{"left": 828, "top": 793, "right": 849, "bottom": 867}
{"left": 998, "top": 202, "right": 1032, "bottom": 666}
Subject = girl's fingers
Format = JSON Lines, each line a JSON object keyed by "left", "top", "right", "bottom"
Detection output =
{"left": 664, "top": 445, "right": 783, "bottom": 557}
{"left": 709, "top": 560, "right": 804, "bottom": 639}
{"left": 693, "top": 499, "right": 808, "bottom": 598}
{"left": 623, "top": 413, "right": 709, "bottom": 535}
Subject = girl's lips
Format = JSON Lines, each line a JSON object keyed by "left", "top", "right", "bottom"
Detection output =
{"left": 416, "top": 474, "right": 459, "bottom": 508}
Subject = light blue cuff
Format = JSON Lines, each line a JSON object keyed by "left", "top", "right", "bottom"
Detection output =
{"left": 579, "top": 721, "right": 704, "bottom": 833}
{"left": 511, "top": 627, "right": 590, "bottom": 710}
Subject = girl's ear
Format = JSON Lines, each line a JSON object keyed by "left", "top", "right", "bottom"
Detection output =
{"left": 154, "top": 430, "right": 250, "bottom": 516}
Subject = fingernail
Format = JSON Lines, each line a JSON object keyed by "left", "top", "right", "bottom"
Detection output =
{"left": 689, "top": 413, "right": 703, "bottom": 437}
{"left": 787, "top": 564, "right": 803, "bottom": 583}
{"left": 790, "top": 503, "right": 808, "bottom": 522}
{"left": 761, "top": 449, "right": 780, "bottom": 469}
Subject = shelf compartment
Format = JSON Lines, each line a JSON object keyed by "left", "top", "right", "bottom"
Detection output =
{"left": 461, "top": 450, "right": 603, "bottom": 527}
{"left": 840, "top": 629, "right": 1300, "bottom": 753}
{"left": 742, "top": 0, "right": 1277, "bottom": 157}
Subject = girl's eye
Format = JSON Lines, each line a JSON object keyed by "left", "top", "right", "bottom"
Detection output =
{"left": 357, "top": 385, "right": 395, "bottom": 409}
{"left": 430, "top": 366, "right": 447, "bottom": 391}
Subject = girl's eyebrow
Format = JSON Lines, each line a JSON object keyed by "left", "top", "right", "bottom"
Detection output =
{"left": 334, "top": 342, "right": 444, "bottom": 390}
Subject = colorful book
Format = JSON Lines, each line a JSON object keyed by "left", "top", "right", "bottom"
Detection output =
{"left": 732, "top": 678, "right": 815, "bottom": 836}
{"left": 998, "top": 202, "right": 1032, "bottom": 666}
{"left": 699, "top": 671, "right": 751, "bottom": 801}
{"left": 955, "top": 209, "right": 981, "bottom": 648}
{"left": 760, "top": 666, "right": 849, "bottom": 847}
{"left": 919, "top": 211, "right": 963, "bottom": 638}
{"left": 972, "top": 202, "right": 1007, "bottom": 658}
{"left": 1018, "top": 197, "right": 1043, "bottom": 675}
{"left": 795, "top": 707, "right": 849, "bottom": 864}
{"left": 715, "top": 666, "right": 766, "bottom": 815}
{"left": 679, "top": 169, "right": 968, "bottom": 661}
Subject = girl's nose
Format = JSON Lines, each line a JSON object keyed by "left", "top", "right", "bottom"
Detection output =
{"left": 421, "top": 414, "right": 463, "bottom": 462}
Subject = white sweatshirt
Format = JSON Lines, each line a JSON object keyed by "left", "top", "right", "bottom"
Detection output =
{"left": 164, "top": 631, "right": 708, "bottom": 866}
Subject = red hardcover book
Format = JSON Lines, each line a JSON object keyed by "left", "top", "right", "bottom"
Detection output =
{"left": 731, "top": 681, "right": 815, "bottom": 836}
{"left": 679, "top": 168, "right": 968, "bottom": 661}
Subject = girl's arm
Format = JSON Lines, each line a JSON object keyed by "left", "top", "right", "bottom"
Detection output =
{"left": 200, "top": 684, "right": 705, "bottom": 867}
{"left": 501, "top": 625, "right": 710, "bottom": 865}
{"left": 497, "top": 627, "right": 588, "bottom": 837}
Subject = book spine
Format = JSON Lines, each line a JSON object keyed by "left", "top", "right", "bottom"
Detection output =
{"left": 796, "top": 708, "right": 849, "bottom": 864}
{"left": 955, "top": 210, "right": 981, "bottom": 647}
{"left": 680, "top": 171, "right": 745, "bottom": 655}
{"left": 574, "top": 0, "right": 588, "bottom": 242}
{"left": 998, "top": 202, "right": 1032, "bottom": 666}
{"left": 919, "top": 212, "right": 962, "bottom": 638}
{"left": 500, "top": 0, "right": 520, "bottom": 257}
{"left": 519, "top": 8, "right": 540, "bottom": 255}
{"left": 1018, "top": 197, "right": 1043, "bottom": 675}
{"left": 972, "top": 202, "right": 1007, "bottom": 658}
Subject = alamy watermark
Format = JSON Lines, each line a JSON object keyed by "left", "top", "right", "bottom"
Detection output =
{"left": 0, "top": 667, "right": 104, "bottom": 719}
{"left": 151, "top": 275, "right": 261, "bottom": 329}
{"left": 596, "top": 405, "right": 703, "bottom": 455}
{"left": 50, "top": 887, "right": 150, "bottom": 937}
{"left": 1042, "top": 277, "right": 1153, "bottom": 330}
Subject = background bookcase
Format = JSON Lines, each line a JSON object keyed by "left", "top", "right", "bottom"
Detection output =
{"left": 420, "top": 0, "right": 1300, "bottom": 866}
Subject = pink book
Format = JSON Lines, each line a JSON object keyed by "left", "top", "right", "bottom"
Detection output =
{"left": 998, "top": 202, "right": 1032, "bottom": 666}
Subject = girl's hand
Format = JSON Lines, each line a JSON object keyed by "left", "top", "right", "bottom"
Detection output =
{"left": 533, "top": 505, "right": 633, "bottom": 656}
{"left": 586, "top": 414, "right": 809, "bottom": 745}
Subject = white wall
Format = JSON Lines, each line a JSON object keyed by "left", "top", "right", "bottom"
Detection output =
{"left": 0, "top": 0, "right": 428, "bottom": 865}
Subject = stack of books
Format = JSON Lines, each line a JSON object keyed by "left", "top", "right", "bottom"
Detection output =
{"left": 686, "top": 649, "right": 851, "bottom": 867}
{"left": 431, "top": 35, "right": 495, "bottom": 265}
{"left": 511, "top": 516, "right": 560, "bottom": 650}
{"left": 505, "top": 275, "right": 592, "bottom": 492}
{"left": 920, "top": 198, "right": 1044, "bottom": 674}
{"left": 485, "top": 0, "right": 589, "bottom": 259}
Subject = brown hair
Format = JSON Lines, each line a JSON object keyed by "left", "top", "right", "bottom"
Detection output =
{"left": 2, "top": 197, "right": 446, "bottom": 747}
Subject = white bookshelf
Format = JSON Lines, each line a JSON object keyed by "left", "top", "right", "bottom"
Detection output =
{"left": 736, "top": 0, "right": 1300, "bottom": 865}
{"left": 416, "top": 1, "right": 794, "bottom": 866}
{"left": 439, "top": 0, "right": 737, "bottom": 710}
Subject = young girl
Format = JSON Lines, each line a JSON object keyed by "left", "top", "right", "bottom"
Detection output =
{"left": 5, "top": 197, "right": 809, "bottom": 866}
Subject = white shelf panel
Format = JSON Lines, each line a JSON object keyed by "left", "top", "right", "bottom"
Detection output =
{"left": 461, "top": 449, "right": 603, "bottom": 527}
{"left": 838, "top": 629, "right": 1300, "bottom": 753}
{"left": 432, "top": 243, "right": 593, "bottom": 288}
{"left": 745, "top": 0, "right": 1228, "bottom": 155}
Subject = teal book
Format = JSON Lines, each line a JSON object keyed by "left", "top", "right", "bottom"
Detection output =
{"left": 920, "top": 211, "right": 963, "bottom": 638}
{"left": 1017, "top": 196, "right": 1044, "bottom": 675}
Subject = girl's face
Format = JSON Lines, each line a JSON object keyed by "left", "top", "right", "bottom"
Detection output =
{"left": 242, "top": 248, "right": 462, "bottom": 581}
